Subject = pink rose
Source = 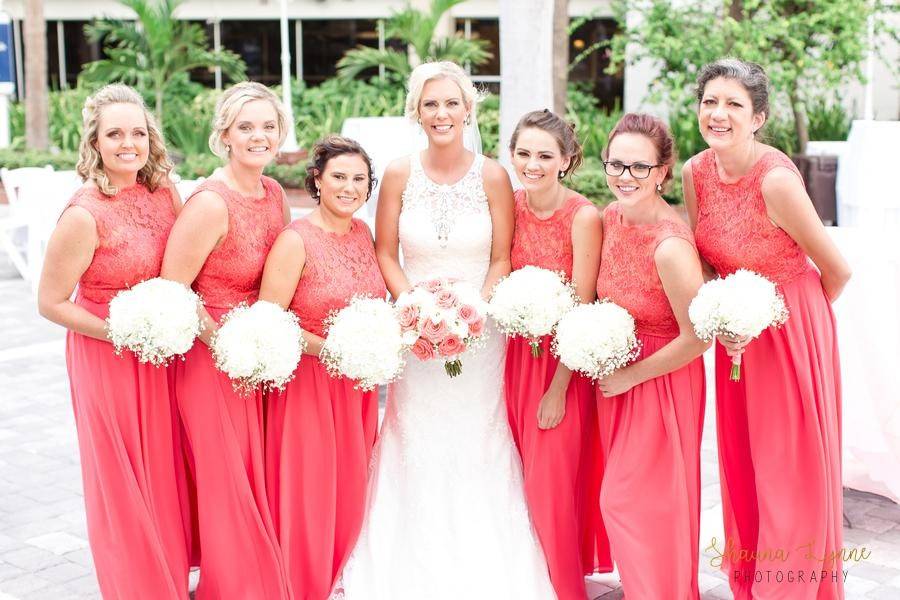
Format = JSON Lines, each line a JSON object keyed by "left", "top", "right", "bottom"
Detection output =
{"left": 467, "top": 317, "right": 485, "bottom": 337}
{"left": 457, "top": 304, "right": 480, "bottom": 325}
{"left": 421, "top": 318, "right": 450, "bottom": 344}
{"left": 435, "top": 289, "right": 459, "bottom": 310}
{"left": 438, "top": 334, "right": 464, "bottom": 357}
{"left": 421, "top": 279, "right": 443, "bottom": 293}
{"left": 398, "top": 304, "right": 420, "bottom": 330}
{"left": 411, "top": 337, "right": 436, "bottom": 361}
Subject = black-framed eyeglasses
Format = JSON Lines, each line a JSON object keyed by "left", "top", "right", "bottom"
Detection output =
{"left": 602, "top": 160, "right": 663, "bottom": 179}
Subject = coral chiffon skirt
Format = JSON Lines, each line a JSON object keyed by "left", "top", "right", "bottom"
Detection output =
{"left": 504, "top": 334, "right": 612, "bottom": 600}
{"left": 716, "top": 268, "right": 843, "bottom": 600}
{"left": 174, "top": 306, "right": 290, "bottom": 599}
{"left": 66, "top": 295, "right": 189, "bottom": 599}
{"left": 597, "top": 333, "right": 705, "bottom": 600}
{"left": 266, "top": 356, "right": 378, "bottom": 600}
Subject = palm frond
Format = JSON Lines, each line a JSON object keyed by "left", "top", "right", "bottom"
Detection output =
{"left": 337, "top": 47, "right": 411, "bottom": 80}
{"left": 429, "top": 35, "right": 492, "bottom": 66}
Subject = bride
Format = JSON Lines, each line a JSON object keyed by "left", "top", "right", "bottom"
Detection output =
{"left": 336, "top": 62, "right": 556, "bottom": 599}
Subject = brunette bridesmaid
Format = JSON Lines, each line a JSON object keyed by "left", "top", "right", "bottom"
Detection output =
{"left": 37, "top": 84, "right": 188, "bottom": 598}
{"left": 503, "top": 109, "right": 611, "bottom": 599}
{"left": 684, "top": 58, "right": 850, "bottom": 600}
{"left": 260, "top": 136, "right": 386, "bottom": 600}
{"left": 161, "top": 82, "right": 291, "bottom": 599}
{"left": 595, "top": 113, "right": 708, "bottom": 599}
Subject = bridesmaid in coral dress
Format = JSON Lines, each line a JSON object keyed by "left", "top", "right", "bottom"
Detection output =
{"left": 161, "top": 82, "right": 291, "bottom": 599}
{"left": 595, "top": 114, "right": 709, "bottom": 599}
{"left": 259, "top": 136, "right": 386, "bottom": 600}
{"left": 37, "top": 84, "right": 188, "bottom": 598}
{"left": 503, "top": 109, "right": 611, "bottom": 599}
{"left": 684, "top": 59, "right": 850, "bottom": 600}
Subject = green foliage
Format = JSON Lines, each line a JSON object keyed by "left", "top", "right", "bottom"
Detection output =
{"left": 565, "top": 85, "right": 623, "bottom": 160}
{"left": 608, "top": 0, "right": 897, "bottom": 154}
{"left": 805, "top": 96, "right": 852, "bottom": 142}
{"left": 337, "top": 0, "right": 491, "bottom": 80}
{"left": 9, "top": 88, "right": 92, "bottom": 153}
{"left": 477, "top": 94, "right": 500, "bottom": 157}
{"left": 80, "top": 0, "right": 245, "bottom": 122}
{"left": 0, "top": 149, "right": 79, "bottom": 171}
{"left": 286, "top": 77, "right": 407, "bottom": 149}
{"left": 164, "top": 88, "right": 220, "bottom": 157}
{"left": 176, "top": 152, "right": 307, "bottom": 188}
{"left": 569, "top": 157, "right": 614, "bottom": 206}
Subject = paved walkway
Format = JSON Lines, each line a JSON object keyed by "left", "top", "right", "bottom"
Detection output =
{"left": 0, "top": 260, "right": 898, "bottom": 598}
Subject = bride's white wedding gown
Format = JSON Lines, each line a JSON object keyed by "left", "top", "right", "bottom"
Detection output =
{"left": 337, "top": 152, "right": 555, "bottom": 599}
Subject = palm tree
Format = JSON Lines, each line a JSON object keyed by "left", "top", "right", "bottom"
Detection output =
{"left": 337, "top": 0, "right": 491, "bottom": 80}
{"left": 24, "top": 0, "right": 48, "bottom": 150}
{"left": 81, "top": 0, "right": 245, "bottom": 123}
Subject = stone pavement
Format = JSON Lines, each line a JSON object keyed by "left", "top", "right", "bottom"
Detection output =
{"left": 0, "top": 259, "right": 898, "bottom": 599}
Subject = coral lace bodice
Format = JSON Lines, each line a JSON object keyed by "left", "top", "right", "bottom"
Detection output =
{"left": 691, "top": 148, "right": 812, "bottom": 284}
{"left": 596, "top": 202, "right": 695, "bottom": 337}
{"left": 288, "top": 218, "right": 387, "bottom": 337}
{"left": 510, "top": 189, "right": 593, "bottom": 279}
{"left": 188, "top": 176, "right": 284, "bottom": 309}
{"left": 68, "top": 183, "right": 176, "bottom": 303}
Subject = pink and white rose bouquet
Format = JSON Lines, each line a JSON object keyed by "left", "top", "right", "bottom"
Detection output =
{"left": 395, "top": 277, "right": 488, "bottom": 377}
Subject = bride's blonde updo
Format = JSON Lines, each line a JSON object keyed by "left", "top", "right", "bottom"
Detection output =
{"left": 405, "top": 61, "right": 484, "bottom": 125}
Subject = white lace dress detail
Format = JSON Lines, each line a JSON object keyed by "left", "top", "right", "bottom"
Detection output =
{"left": 335, "top": 153, "right": 556, "bottom": 600}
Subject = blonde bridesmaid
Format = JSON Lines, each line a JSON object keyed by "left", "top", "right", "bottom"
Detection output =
{"left": 161, "top": 82, "right": 291, "bottom": 599}
{"left": 38, "top": 84, "right": 188, "bottom": 599}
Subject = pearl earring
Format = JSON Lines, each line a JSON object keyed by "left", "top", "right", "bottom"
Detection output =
{"left": 656, "top": 183, "right": 663, "bottom": 192}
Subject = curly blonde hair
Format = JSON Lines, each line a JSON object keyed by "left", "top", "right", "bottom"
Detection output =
{"left": 208, "top": 81, "right": 289, "bottom": 160}
{"left": 76, "top": 84, "right": 173, "bottom": 196}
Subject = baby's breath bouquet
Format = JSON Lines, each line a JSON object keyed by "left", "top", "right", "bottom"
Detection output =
{"left": 106, "top": 277, "right": 202, "bottom": 366}
{"left": 688, "top": 269, "right": 788, "bottom": 381}
{"left": 211, "top": 301, "right": 305, "bottom": 392}
{"left": 552, "top": 301, "right": 641, "bottom": 381}
{"left": 489, "top": 266, "right": 578, "bottom": 357}
{"left": 319, "top": 296, "right": 406, "bottom": 391}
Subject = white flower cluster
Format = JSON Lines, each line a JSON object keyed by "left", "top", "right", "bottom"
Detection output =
{"left": 106, "top": 277, "right": 202, "bottom": 366}
{"left": 319, "top": 296, "right": 406, "bottom": 391}
{"left": 688, "top": 269, "right": 789, "bottom": 342}
{"left": 212, "top": 300, "right": 305, "bottom": 392}
{"left": 489, "top": 266, "right": 577, "bottom": 356}
{"left": 552, "top": 301, "right": 641, "bottom": 380}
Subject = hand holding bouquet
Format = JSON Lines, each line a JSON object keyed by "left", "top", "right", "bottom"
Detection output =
{"left": 489, "top": 266, "right": 577, "bottom": 357}
{"left": 211, "top": 301, "right": 305, "bottom": 392}
{"left": 552, "top": 301, "right": 641, "bottom": 381}
{"left": 106, "top": 277, "right": 202, "bottom": 366}
{"left": 319, "top": 296, "right": 406, "bottom": 391}
{"left": 395, "top": 277, "right": 488, "bottom": 377}
{"left": 688, "top": 269, "right": 788, "bottom": 381}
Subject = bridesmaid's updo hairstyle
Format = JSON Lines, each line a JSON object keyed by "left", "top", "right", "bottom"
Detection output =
{"left": 304, "top": 135, "right": 377, "bottom": 203}
{"left": 405, "top": 61, "right": 483, "bottom": 125}
{"left": 77, "top": 83, "right": 172, "bottom": 196}
{"left": 696, "top": 58, "right": 770, "bottom": 133}
{"left": 604, "top": 113, "right": 677, "bottom": 192}
{"left": 509, "top": 109, "right": 584, "bottom": 179}
{"left": 209, "top": 81, "right": 289, "bottom": 160}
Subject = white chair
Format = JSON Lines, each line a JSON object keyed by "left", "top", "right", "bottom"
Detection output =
{"left": 0, "top": 166, "right": 54, "bottom": 281}
{"left": 22, "top": 170, "right": 82, "bottom": 291}
{"left": 175, "top": 177, "right": 205, "bottom": 204}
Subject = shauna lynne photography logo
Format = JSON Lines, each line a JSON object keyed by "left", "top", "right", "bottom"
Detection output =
{"left": 704, "top": 537, "right": 872, "bottom": 584}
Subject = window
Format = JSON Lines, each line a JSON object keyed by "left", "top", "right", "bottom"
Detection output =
{"left": 568, "top": 18, "right": 623, "bottom": 110}
{"left": 301, "top": 19, "right": 380, "bottom": 85}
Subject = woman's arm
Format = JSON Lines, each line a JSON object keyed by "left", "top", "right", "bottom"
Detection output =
{"left": 537, "top": 203, "right": 604, "bottom": 429}
{"left": 160, "top": 190, "right": 228, "bottom": 345}
{"left": 37, "top": 206, "right": 109, "bottom": 341}
{"left": 258, "top": 228, "right": 324, "bottom": 356}
{"left": 481, "top": 159, "right": 514, "bottom": 299}
{"left": 374, "top": 158, "right": 412, "bottom": 299}
{"left": 597, "top": 237, "right": 710, "bottom": 397}
{"left": 681, "top": 158, "right": 717, "bottom": 282}
{"left": 762, "top": 167, "right": 851, "bottom": 302}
